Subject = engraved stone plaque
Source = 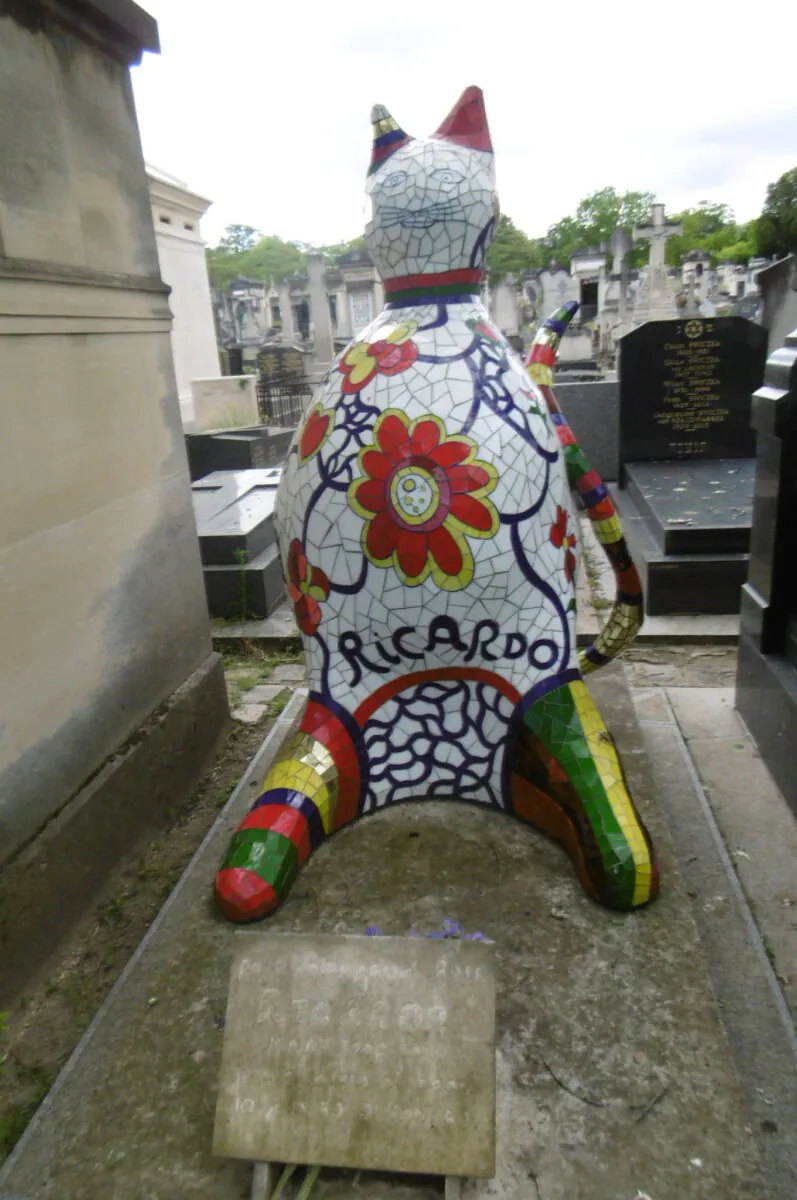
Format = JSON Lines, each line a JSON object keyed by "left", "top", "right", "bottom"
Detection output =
{"left": 213, "top": 933, "right": 496, "bottom": 1178}
{"left": 618, "top": 316, "right": 767, "bottom": 468}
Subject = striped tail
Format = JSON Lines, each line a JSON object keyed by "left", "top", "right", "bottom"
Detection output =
{"left": 526, "top": 304, "right": 643, "bottom": 672}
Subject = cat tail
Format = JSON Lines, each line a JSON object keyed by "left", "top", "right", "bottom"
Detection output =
{"left": 526, "top": 305, "right": 643, "bottom": 673}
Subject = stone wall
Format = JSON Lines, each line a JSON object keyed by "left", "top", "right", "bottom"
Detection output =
{"left": 0, "top": 0, "right": 228, "bottom": 868}
{"left": 555, "top": 380, "right": 619, "bottom": 481}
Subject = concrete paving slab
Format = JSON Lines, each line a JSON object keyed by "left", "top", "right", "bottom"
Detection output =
{"left": 0, "top": 673, "right": 766, "bottom": 1200}
{"left": 231, "top": 703, "right": 268, "bottom": 724}
{"left": 670, "top": 717, "right": 797, "bottom": 1022}
{"left": 668, "top": 687, "right": 745, "bottom": 740}
{"left": 629, "top": 687, "right": 675, "bottom": 725}
{"left": 242, "top": 684, "right": 286, "bottom": 704}
{"left": 631, "top": 688, "right": 797, "bottom": 1199}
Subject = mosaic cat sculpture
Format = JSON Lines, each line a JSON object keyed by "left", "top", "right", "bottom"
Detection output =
{"left": 215, "top": 87, "right": 659, "bottom": 921}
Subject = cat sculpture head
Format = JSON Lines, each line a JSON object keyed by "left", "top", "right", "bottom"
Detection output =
{"left": 364, "top": 86, "right": 498, "bottom": 284}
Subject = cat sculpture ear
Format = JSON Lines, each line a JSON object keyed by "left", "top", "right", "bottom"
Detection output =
{"left": 368, "top": 104, "right": 413, "bottom": 176}
{"left": 433, "top": 85, "right": 493, "bottom": 152}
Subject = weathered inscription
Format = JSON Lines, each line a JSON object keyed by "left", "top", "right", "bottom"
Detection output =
{"left": 213, "top": 933, "right": 496, "bottom": 1178}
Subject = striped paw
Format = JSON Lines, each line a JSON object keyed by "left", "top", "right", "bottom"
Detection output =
{"left": 510, "top": 676, "right": 659, "bottom": 910}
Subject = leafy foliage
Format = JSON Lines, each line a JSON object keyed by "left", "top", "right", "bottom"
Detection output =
{"left": 206, "top": 229, "right": 367, "bottom": 290}
{"left": 756, "top": 167, "right": 797, "bottom": 259}
{"left": 542, "top": 188, "right": 655, "bottom": 270}
{"left": 665, "top": 202, "right": 758, "bottom": 266}
{"left": 486, "top": 214, "right": 545, "bottom": 285}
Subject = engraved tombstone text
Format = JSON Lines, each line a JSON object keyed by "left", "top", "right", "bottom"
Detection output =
{"left": 213, "top": 933, "right": 496, "bottom": 1178}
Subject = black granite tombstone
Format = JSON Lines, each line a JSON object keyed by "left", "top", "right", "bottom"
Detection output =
{"left": 611, "top": 317, "right": 768, "bottom": 614}
{"left": 618, "top": 317, "right": 767, "bottom": 471}
{"left": 191, "top": 469, "right": 286, "bottom": 619}
{"left": 736, "top": 329, "right": 797, "bottom": 816}
{"left": 184, "top": 426, "right": 294, "bottom": 482}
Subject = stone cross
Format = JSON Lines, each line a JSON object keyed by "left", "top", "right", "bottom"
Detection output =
{"left": 632, "top": 203, "right": 683, "bottom": 290}
{"left": 632, "top": 204, "right": 683, "bottom": 322}
{"left": 608, "top": 227, "right": 633, "bottom": 321}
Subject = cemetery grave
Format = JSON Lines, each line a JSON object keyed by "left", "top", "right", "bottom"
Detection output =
{"left": 185, "top": 426, "right": 295, "bottom": 482}
{"left": 192, "top": 469, "right": 287, "bottom": 620}
{"left": 612, "top": 316, "right": 768, "bottom": 614}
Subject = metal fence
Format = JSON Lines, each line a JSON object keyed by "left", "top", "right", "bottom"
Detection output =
{"left": 255, "top": 377, "right": 313, "bottom": 427}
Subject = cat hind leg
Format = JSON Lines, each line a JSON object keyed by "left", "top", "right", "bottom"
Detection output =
{"left": 509, "top": 676, "right": 659, "bottom": 910}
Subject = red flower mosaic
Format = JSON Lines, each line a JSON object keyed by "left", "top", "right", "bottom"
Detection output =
{"left": 298, "top": 404, "right": 333, "bottom": 463}
{"left": 339, "top": 322, "right": 418, "bottom": 394}
{"left": 348, "top": 409, "right": 498, "bottom": 591}
{"left": 287, "top": 539, "right": 330, "bottom": 636}
{"left": 550, "top": 505, "right": 577, "bottom": 582}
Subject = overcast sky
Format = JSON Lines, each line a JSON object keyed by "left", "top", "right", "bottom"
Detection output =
{"left": 131, "top": 0, "right": 797, "bottom": 250}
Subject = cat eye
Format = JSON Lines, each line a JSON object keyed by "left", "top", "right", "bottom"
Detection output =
{"left": 430, "top": 168, "right": 464, "bottom": 188}
{"left": 382, "top": 171, "right": 408, "bottom": 190}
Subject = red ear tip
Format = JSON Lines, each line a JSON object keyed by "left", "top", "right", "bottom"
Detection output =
{"left": 434, "top": 86, "right": 492, "bottom": 152}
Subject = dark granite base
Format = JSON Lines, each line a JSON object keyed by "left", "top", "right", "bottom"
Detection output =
{"left": 202, "top": 542, "right": 285, "bottom": 620}
{"left": 736, "top": 630, "right": 797, "bottom": 819}
{"left": 185, "top": 427, "right": 294, "bottom": 481}
{"left": 624, "top": 459, "right": 754, "bottom": 554}
{"left": 610, "top": 484, "right": 748, "bottom": 615}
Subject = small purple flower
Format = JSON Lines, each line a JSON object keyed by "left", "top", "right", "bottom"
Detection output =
{"left": 441, "top": 919, "right": 464, "bottom": 935}
{"left": 426, "top": 931, "right": 448, "bottom": 939}
{"left": 365, "top": 925, "right": 383, "bottom": 937}
{"left": 461, "top": 931, "right": 490, "bottom": 941}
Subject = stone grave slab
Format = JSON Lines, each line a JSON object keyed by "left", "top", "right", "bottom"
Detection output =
{"left": 213, "top": 933, "right": 496, "bottom": 1180}
{"left": 623, "top": 459, "right": 754, "bottom": 554}
{"left": 0, "top": 671, "right": 770, "bottom": 1200}
{"left": 185, "top": 427, "right": 295, "bottom": 482}
{"left": 191, "top": 469, "right": 286, "bottom": 619}
{"left": 192, "top": 469, "right": 282, "bottom": 565}
{"left": 614, "top": 316, "right": 767, "bottom": 614}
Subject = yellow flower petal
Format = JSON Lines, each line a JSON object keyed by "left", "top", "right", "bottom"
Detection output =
{"left": 344, "top": 342, "right": 370, "bottom": 367}
{"left": 348, "top": 354, "right": 377, "bottom": 385}
{"left": 385, "top": 320, "right": 417, "bottom": 345}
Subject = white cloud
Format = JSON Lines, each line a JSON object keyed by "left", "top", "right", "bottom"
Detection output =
{"left": 131, "top": 0, "right": 797, "bottom": 248}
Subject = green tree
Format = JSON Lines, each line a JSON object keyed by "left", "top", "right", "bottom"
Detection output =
{"left": 486, "top": 214, "right": 544, "bottom": 284}
{"left": 242, "top": 235, "right": 307, "bottom": 283}
{"left": 543, "top": 188, "right": 655, "bottom": 267}
{"left": 665, "top": 202, "right": 741, "bottom": 265}
{"left": 218, "top": 224, "right": 261, "bottom": 254}
{"left": 318, "top": 235, "right": 367, "bottom": 263}
{"left": 756, "top": 167, "right": 797, "bottom": 258}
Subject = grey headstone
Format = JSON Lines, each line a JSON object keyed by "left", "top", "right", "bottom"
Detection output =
{"left": 213, "top": 933, "right": 496, "bottom": 1178}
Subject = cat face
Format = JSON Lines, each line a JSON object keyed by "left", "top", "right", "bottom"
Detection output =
{"left": 364, "top": 88, "right": 498, "bottom": 281}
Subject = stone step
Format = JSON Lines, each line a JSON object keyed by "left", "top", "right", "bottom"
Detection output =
{"left": 610, "top": 483, "right": 748, "bottom": 616}
{"left": 201, "top": 540, "right": 286, "bottom": 620}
